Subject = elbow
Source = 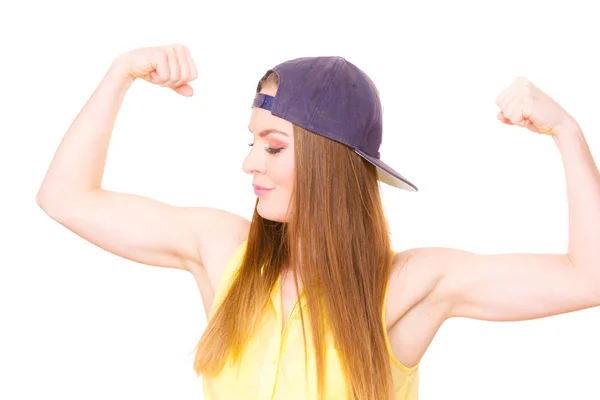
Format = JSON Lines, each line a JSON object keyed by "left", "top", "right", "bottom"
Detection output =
{"left": 35, "top": 190, "right": 49, "bottom": 209}
{"left": 36, "top": 191, "right": 62, "bottom": 219}
{"left": 36, "top": 189, "right": 74, "bottom": 220}
{"left": 36, "top": 189, "right": 51, "bottom": 211}
{"left": 36, "top": 187, "right": 60, "bottom": 211}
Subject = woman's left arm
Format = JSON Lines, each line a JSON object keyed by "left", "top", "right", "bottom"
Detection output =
{"left": 420, "top": 77, "right": 600, "bottom": 322}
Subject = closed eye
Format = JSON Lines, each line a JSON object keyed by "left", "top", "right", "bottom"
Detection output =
{"left": 248, "top": 142, "right": 284, "bottom": 155}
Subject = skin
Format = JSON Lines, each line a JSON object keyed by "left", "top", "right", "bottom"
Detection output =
{"left": 243, "top": 83, "right": 295, "bottom": 223}
{"left": 38, "top": 44, "right": 600, "bottom": 372}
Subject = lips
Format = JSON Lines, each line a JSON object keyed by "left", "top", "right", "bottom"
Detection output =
{"left": 253, "top": 184, "right": 273, "bottom": 190}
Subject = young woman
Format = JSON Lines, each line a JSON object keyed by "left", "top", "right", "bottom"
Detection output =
{"left": 36, "top": 44, "right": 600, "bottom": 400}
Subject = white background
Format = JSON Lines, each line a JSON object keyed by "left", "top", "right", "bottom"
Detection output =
{"left": 2, "top": 0, "right": 600, "bottom": 399}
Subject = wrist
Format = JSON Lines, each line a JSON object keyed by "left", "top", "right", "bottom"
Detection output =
{"left": 552, "top": 120, "right": 586, "bottom": 156}
{"left": 106, "top": 56, "right": 137, "bottom": 88}
{"left": 552, "top": 117, "right": 582, "bottom": 141}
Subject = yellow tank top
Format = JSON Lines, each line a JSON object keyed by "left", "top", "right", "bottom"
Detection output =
{"left": 201, "top": 239, "right": 419, "bottom": 399}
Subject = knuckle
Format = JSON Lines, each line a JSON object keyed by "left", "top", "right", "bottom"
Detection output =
{"left": 156, "top": 74, "right": 168, "bottom": 84}
{"left": 171, "top": 43, "right": 187, "bottom": 55}
{"left": 158, "top": 73, "right": 170, "bottom": 83}
{"left": 154, "top": 49, "right": 168, "bottom": 65}
{"left": 521, "top": 95, "right": 534, "bottom": 104}
{"left": 175, "top": 47, "right": 187, "bottom": 63}
{"left": 515, "top": 76, "right": 531, "bottom": 88}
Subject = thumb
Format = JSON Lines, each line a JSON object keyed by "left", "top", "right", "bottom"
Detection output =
{"left": 497, "top": 111, "right": 511, "bottom": 125}
{"left": 173, "top": 83, "right": 194, "bottom": 97}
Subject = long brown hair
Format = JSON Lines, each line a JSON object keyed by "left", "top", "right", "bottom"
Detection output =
{"left": 193, "top": 72, "right": 396, "bottom": 399}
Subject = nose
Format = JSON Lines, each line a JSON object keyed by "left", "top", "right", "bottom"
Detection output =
{"left": 242, "top": 143, "right": 266, "bottom": 176}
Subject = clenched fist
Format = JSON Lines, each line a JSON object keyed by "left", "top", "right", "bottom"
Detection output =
{"left": 112, "top": 44, "right": 198, "bottom": 97}
{"left": 495, "top": 77, "right": 578, "bottom": 137}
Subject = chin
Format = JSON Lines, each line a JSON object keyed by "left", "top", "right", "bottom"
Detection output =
{"left": 256, "top": 202, "right": 288, "bottom": 223}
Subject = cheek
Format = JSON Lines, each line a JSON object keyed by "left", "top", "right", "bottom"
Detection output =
{"left": 282, "top": 162, "right": 294, "bottom": 187}
{"left": 269, "top": 154, "right": 294, "bottom": 187}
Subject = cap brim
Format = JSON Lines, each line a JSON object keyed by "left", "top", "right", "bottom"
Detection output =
{"left": 354, "top": 149, "right": 418, "bottom": 192}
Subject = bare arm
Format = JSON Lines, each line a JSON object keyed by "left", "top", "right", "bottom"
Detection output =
{"left": 434, "top": 123, "right": 600, "bottom": 321}
{"left": 36, "top": 44, "right": 249, "bottom": 276}
{"left": 403, "top": 78, "right": 600, "bottom": 322}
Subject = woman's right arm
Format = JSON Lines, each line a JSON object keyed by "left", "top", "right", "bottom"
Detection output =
{"left": 35, "top": 45, "right": 249, "bottom": 278}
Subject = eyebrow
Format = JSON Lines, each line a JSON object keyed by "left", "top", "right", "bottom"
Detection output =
{"left": 248, "top": 127, "right": 290, "bottom": 137}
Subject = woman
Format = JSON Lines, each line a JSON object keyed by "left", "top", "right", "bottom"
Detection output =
{"left": 36, "top": 44, "right": 600, "bottom": 400}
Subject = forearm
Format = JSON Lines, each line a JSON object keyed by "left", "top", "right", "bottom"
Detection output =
{"left": 36, "top": 61, "right": 135, "bottom": 205}
{"left": 554, "top": 123, "right": 600, "bottom": 274}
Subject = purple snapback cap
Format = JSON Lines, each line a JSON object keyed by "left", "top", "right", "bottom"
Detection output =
{"left": 252, "top": 56, "right": 417, "bottom": 192}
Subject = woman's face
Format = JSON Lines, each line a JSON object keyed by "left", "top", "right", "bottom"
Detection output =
{"left": 243, "top": 84, "right": 295, "bottom": 223}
